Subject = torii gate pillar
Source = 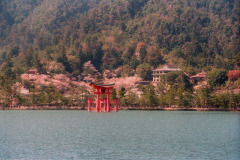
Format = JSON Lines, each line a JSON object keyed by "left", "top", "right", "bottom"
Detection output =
{"left": 88, "top": 82, "right": 118, "bottom": 112}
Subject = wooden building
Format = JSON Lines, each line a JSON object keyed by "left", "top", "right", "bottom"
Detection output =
{"left": 28, "top": 69, "right": 38, "bottom": 75}
{"left": 190, "top": 71, "right": 207, "bottom": 84}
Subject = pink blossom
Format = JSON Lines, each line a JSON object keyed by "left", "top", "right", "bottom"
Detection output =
{"left": 20, "top": 73, "right": 91, "bottom": 93}
{"left": 104, "top": 76, "right": 141, "bottom": 90}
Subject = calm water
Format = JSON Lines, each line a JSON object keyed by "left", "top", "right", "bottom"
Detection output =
{"left": 0, "top": 111, "right": 239, "bottom": 160}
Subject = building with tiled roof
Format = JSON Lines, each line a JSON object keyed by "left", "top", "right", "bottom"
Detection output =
{"left": 190, "top": 71, "right": 207, "bottom": 84}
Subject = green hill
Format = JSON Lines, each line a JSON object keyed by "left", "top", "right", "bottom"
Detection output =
{"left": 0, "top": 0, "right": 239, "bottom": 77}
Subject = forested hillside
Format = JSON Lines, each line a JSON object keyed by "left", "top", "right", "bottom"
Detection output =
{"left": 0, "top": 0, "right": 239, "bottom": 77}
{"left": 0, "top": 0, "right": 240, "bottom": 109}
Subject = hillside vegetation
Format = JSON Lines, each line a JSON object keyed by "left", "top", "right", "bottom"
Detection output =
{"left": 0, "top": 0, "right": 239, "bottom": 74}
{"left": 0, "top": 0, "right": 239, "bottom": 109}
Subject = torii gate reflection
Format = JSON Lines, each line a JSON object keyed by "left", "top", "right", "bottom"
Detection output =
{"left": 88, "top": 82, "right": 118, "bottom": 112}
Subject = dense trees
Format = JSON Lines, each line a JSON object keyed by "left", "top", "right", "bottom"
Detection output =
{"left": 0, "top": 0, "right": 239, "bottom": 75}
{"left": 0, "top": 0, "right": 239, "bottom": 109}
{"left": 136, "top": 63, "right": 152, "bottom": 81}
{"left": 207, "top": 68, "right": 228, "bottom": 87}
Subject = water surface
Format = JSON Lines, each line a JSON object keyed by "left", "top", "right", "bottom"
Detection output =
{"left": 0, "top": 111, "right": 239, "bottom": 159}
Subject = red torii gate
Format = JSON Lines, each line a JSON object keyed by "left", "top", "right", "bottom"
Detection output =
{"left": 88, "top": 82, "right": 118, "bottom": 112}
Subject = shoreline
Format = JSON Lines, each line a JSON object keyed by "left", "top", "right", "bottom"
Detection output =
{"left": 0, "top": 106, "right": 239, "bottom": 111}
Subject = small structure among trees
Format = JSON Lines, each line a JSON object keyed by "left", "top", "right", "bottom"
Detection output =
{"left": 28, "top": 69, "right": 38, "bottom": 75}
{"left": 190, "top": 71, "right": 207, "bottom": 84}
{"left": 88, "top": 82, "right": 118, "bottom": 112}
{"left": 27, "top": 69, "right": 38, "bottom": 81}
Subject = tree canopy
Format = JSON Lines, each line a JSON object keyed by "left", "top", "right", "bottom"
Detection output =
{"left": 0, "top": 0, "right": 239, "bottom": 75}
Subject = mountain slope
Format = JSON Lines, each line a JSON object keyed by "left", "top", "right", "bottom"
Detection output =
{"left": 0, "top": 0, "right": 239, "bottom": 77}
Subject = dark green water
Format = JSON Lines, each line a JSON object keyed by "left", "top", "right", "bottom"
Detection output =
{"left": 0, "top": 111, "right": 239, "bottom": 160}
